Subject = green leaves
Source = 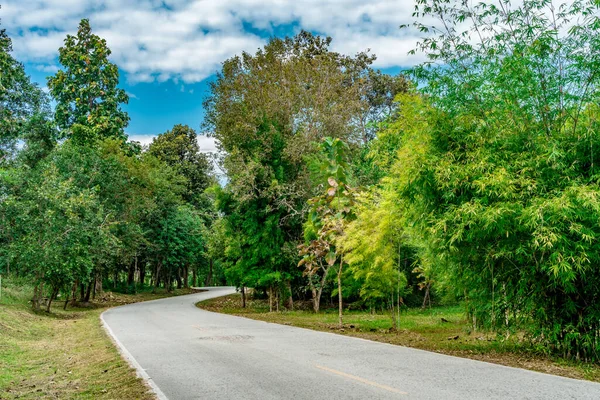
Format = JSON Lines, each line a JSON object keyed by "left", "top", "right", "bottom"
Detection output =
{"left": 395, "top": 0, "right": 600, "bottom": 360}
{"left": 5, "top": 145, "right": 112, "bottom": 289}
{"left": 0, "top": 29, "right": 52, "bottom": 164}
{"left": 148, "top": 124, "right": 214, "bottom": 207}
{"left": 298, "top": 137, "right": 354, "bottom": 297}
{"left": 47, "top": 19, "right": 129, "bottom": 146}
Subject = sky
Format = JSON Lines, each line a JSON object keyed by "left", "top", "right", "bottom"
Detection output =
{"left": 3, "top": 0, "right": 428, "bottom": 151}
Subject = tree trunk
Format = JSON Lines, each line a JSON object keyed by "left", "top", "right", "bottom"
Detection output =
{"left": 95, "top": 274, "right": 103, "bottom": 297}
{"left": 269, "top": 286, "right": 273, "bottom": 313}
{"left": 46, "top": 286, "right": 59, "bottom": 313}
{"left": 421, "top": 283, "right": 431, "bottom": 309}
{"left": 205, "top": 259, "right": 213, "bottom": 286}
{"left": 276, "top": 287, "right": 279, "bottom": 312}
{"left": 70, "top": 281, "right": 78, "bottom": 306}
{"left": 390, "top": 293, "right": 397, "bottom": 332}
{"left": 153, "top": 263, "right": 162, "bottom": 293}
{"left": 92, "top": 274, "right": 97, "bottom": 300}
{"left": 167, "top": 267, "right": 173, "bottom": 292}
{"left": 286, "top": 280, "right": 294, "bottom": 310}
{"left": 113, "top": 270, "right": 118, "bottom": 290}
{"left": 338, "top": 258, "right": 343, "bottom": 328}
{"left": 308, "top": 277, "right": 320, "bottom": 313}
{"left": 64, "top": 291, "right": 70, "bottom": 310}
{"left": 241, "top": 286, "right": 246, "bottom": 308}
{"left": 127, "top": 261, "right": 135, "bottom": 286}
{"left": 166, "top": 269, "right": 172, "bottom": 292}
{"left": 134, "top": 255, "right": 139, "bottom": 292}
{"left": 32, "top": 283, "right": 41, "bottom": 311}
{"left": 79, "top": 283, "right": 85, "bottom": 302}
{"left": 84, "top": 281, "right": 92, "bottom": 302}
{"left": 176, "top": 269, "right": 182, "bottom": 289}
{"left": 184, "top": 265, "right": 189, "bottom": 288}
{"left": 309, "top": 269, "right": 328, "bottom": 313}
{"left": 139, "top": 262, "right": 146, "bottom": 287}
{"left": 192, "top": 266, "right": 197, "bottom": 288}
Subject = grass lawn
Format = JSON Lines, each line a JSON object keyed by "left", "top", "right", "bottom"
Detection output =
{"left": 198, "top": 294, "right": 600, "bottom": 382}
{"left": 0, "top": 277, "right": 198, "bottom": 399}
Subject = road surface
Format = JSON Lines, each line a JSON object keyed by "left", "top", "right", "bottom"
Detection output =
{"left": 102, "top": 287, "right": 600, "bottom": 400}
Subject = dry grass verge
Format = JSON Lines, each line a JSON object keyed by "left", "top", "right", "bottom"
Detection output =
{"left": 0, "top": 279, "right": 200, "bottom": 399}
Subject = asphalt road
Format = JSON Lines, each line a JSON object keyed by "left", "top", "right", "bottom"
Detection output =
{"left": 102, "top": 287, "right": 600, "bottom": 400}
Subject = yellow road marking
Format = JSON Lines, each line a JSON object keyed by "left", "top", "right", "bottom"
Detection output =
{"left": 315, "top": 364, "right": 407, "bottom": 395}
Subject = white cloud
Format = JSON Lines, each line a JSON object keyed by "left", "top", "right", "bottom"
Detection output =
{"left": 196, "top": 135, "right": 218, "bottom": 153}
{"left": 4, "top": 0, "right": 427, "bottom": 83}
{"left": 35, "top": 64, "right": 59, "bottom": 73}
{"left": 127, "top": 133, "right": 218, "bottom": 153}
{"left": 127, "top": 134, "right": 156, "bottom": 146}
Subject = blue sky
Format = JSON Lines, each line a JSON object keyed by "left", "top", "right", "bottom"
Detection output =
{"left": 4, "top": 0, "right": 426, "bottom": 150}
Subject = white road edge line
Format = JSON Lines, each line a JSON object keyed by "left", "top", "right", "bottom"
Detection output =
{"left": 100, "top": 311, "right": 169, "bottom": 400}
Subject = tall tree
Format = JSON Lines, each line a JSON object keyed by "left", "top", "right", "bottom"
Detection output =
{"left": 299, "top": 138, "right": 355, "bottom": 325}
{"left": 396, "top": 0, "right": 600, "bottom": 360}
{"left": 148, "top": 124, "right": 213, "bottom": 206}
{"left": 204, "top": 31, "right": 377, "bottom": 301}
{"left": 0, "top": 28, "right": 51, "bottom": 163}
{"left": 6, "top": 143, "right": 114, "bottom": 311}
{"left": 47, "top": 19, "right": 129, "bottom": 145}
{"left": 0, "top": 27, "right": 56, "bottom": 276}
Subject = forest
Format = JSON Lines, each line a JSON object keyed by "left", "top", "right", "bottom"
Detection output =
{"left": 2, "top": 0, "right": 600, "bottom": 364}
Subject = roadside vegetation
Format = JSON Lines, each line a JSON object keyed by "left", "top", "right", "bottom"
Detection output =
{"left": 3, "top": 0, "right": 600, "bottom": 381}
{"left": 205, "top": 0, "right": 600, "bottom": 366}
{"left": 0, "top": 276, "right": 198, "bottom": 399}
{"left": 198, "top": 294, "right": 600, "bottom": 382}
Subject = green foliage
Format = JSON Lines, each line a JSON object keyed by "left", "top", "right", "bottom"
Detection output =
{"left": 2, "top": 24, "right": 213, "bottom": 307}
{"left": 47, "top": 19, "right": 129, "bottom": 145}
{"left": 298, "top": 138, "right": 355, "bottom": 313}
{"left": 204, "top": 32, "right": 379, "bottom": 300}
{"left": 395, "top": 0, "right": 600, "bottom": 360}
{"left": 10, "top": 0, "right": 600, "bottom": 367}
{"left": 5, "top": 144, "right": 112, "bottom": 298}
{"left": 342, "top": 188, "right": 408, "bottom": 309}
{"left": 0, "top": 28, "right": 52, "bottom": 163}
{"left": 148, "top": 124, "right": 214, "bottom": 207}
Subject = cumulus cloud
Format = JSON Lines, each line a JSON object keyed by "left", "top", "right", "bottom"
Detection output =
{"left": 4, "top": 0, "right": 427, "bottom": 83}
{"left": 127, "top": 133, "right": 217, "bottom": 153}
{"left": 127, "top": 134, "right": 156, "bottom": 146}
{"left": 196, "top": 135, "right": 217, "bottom": 153}
{"left": 35, "top": 64, "right": 59, "bottom": 73}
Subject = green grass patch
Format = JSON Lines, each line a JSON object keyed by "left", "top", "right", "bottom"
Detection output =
{"left": 0, "top": 276, "right": 198, "bottom": 399}
{"left": 198, "top": 294, "right": 600, "bottom": 382}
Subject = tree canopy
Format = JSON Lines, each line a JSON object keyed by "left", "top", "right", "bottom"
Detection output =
{"left": 4, "top": 0, "right": 600, "bottom": 363}
{"left": 47, "top": 19, "right": 129, "bottom": 145}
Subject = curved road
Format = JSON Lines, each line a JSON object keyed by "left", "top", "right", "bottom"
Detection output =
{"left": 102, "top": 287, "right": 600, "bottom": 400}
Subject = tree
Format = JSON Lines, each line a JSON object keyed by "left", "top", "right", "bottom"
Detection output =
{"left": 396, "top": 0, "right": 600, "bottom": 360}
{"left": 148, "top": 124, "right": 213, "bottom": 206}
{"left": 204, "top": 31, "right": 380, "bottom": 305}
{"left": 341, "top": 187, "right": 409, "bottom": 328}
{"left": 299, "top": 138, "right": 355, "bottom": 326}
{"left": 128, "top": 152, "right": 187, "bottom": 292}
{"left": 1, "top": 20, "right": 218, "bottom": 307}
{"left": 47, "top": 19, "right": 129, "bottom": 145}
{"left": 0, "top": 28, "right": 52, "bottom": 163}
{"left": 6, "top": 144, "right": 113, "bottom": 311}
{"left": 0, "top": 27, "right": 56, "bottom": 276}
{"left": 155, "top": 205, "right": 206, "bottom": 290}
